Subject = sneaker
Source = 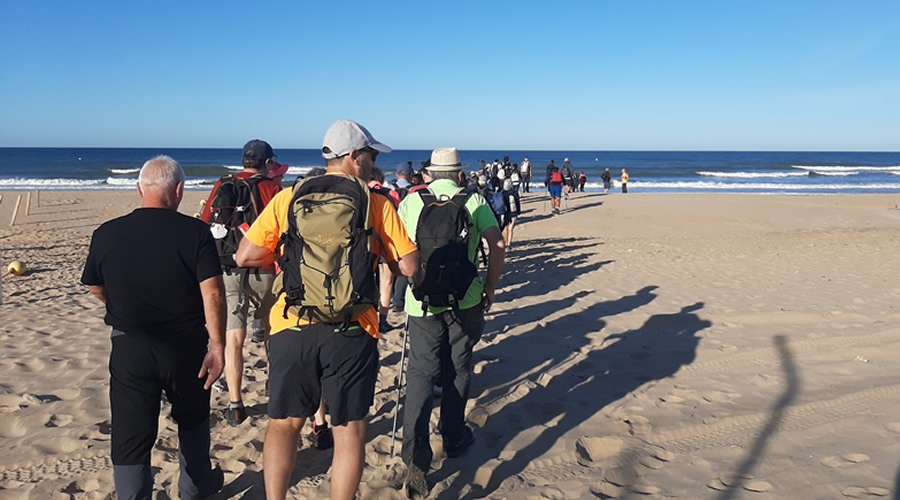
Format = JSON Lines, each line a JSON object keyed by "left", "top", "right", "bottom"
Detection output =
{"left": 309, "top": 422, "right": 333, "bottom": 450}
{"left": 224, "top": 402, "right": 247, "bottom": 426}
{"left": 379, "top": 317, "right": 393, "bottom": 333}
{"left": 443, "top": 426, "right": 474, "bottom": 458}
{"left": 404, "top": 463, "right": 429, "bottom": 500}
{"left": 200, "top": 466, "right": 225, "bottom": 499}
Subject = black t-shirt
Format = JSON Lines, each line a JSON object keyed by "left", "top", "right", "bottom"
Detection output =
{"left": 81, "top": 208, "right": 222, "bottom": 337}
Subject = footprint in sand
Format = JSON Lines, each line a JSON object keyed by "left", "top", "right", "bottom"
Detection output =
{"left": 575, "top": 436, "right": 624, "bottom": 465}
{"left": 34, "top": 437, "right": 80, "bottom": 454}
{"left": 702, "top": 391, "right": 738, "bottom": 404}
{"left": 820, "top": 453, "right": 870, "bottom": 468}
{"left": 624, "top": 415, "right": 652, "bottom": 435}
{"left": 842, "top": 486, "right": 891, "bottom": 497}
{"left": 45, "top": 413, "right": 74, "bottom": 427}
{"left": 883, "top": 422, "right": 900, "bottom": 433}
{"left": 0, "top": 417, "right": 28, "bottom": 438}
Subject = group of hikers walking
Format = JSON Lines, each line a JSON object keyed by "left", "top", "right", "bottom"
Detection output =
{"left": 82, "top": 120, "right": 506, "bottom": 500}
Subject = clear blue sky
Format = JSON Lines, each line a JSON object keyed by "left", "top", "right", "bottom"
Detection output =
{"left": 1, "top": 1, "right": 898, "bottom": 151}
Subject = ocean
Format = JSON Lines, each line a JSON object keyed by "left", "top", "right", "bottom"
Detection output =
{"left": 1, "top": 148, "right": 899, "bottom": 195}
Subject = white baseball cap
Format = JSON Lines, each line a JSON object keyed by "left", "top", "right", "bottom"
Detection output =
{"left": 322, "top": 119, "right": 392, "bottom": 159}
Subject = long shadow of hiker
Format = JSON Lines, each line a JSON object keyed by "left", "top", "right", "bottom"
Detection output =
{"left": 371, "top": 236, "right": 609, "bottom": 445}
{"left": 434, "top": 299, "right": 709, "bottom": 498}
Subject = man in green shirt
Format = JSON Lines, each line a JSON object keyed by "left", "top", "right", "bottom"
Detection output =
{"left": 397, "top": 148, "right": 506, "bottom": 498}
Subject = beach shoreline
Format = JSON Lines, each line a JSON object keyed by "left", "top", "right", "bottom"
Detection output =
{"left": 2, "top": 189, "right": 900, "bottom": 498}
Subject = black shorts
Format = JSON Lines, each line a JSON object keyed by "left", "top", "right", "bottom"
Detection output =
{"left": 267, "top": 323, "right": 379, "bottom": 426}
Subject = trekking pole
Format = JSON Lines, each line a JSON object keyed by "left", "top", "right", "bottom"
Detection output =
{"left": 390, "top": 315, "right": 411, "bottom": 458}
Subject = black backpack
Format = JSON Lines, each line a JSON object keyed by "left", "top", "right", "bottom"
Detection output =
{"left": 272, "top": 174, "right": 378, "bottom": 328}
{"left": 208, "top": 174, "right": 265, "bottom": 269}
{"left": 389, "top": 180, "right": 410, "bottom": 201}
{"left": 411, "top": 187, "right": 478, "bottom": 312}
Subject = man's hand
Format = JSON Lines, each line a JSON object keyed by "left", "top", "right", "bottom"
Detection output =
{"left": 483, "top": 288, "right": 496, "bottom": 313}
{"left": 198, "top": 346, "right": 225, "bottom": 390}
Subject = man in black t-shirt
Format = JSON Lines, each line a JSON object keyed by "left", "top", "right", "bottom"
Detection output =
{"left": 81, "top": 155, "right": 226, "bottom": 500}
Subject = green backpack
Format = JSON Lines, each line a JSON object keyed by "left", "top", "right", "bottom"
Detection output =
{"left": 272, "top": 173, "right": 378, "bottom": 328}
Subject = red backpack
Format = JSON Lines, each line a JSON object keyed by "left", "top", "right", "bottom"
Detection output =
{"left": 550, "top": 171, "right": 563, "bottom": 184}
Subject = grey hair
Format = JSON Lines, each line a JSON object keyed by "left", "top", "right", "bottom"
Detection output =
{"left": 426, "top": 169, "right": 462, "bottom": 183}
{"left": 139, "top": 155, "right": 185, "bottom": 191}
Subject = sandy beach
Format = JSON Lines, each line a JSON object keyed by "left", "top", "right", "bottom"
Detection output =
{"left": 2, "top": 188, "right": 900, "bottom": 499}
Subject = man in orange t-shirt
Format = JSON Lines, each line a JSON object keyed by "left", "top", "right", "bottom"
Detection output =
{"left": 237, "top": 120, "right": 418, "bottom": 500}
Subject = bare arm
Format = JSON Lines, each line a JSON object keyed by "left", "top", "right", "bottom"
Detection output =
{"left": 236, "top": 236, "right": 275, "bottom": 268}
{"left": 481, "top": 226, "right": 506, "bottom": 312}
{"left": 197, "top": 275, "right": 226, "bottom": 390}
{"left": 87, "top": 285, "right": 106, "bottom": 304}
{"left": 386, "top": 250, "right": 419, "bottom": 278}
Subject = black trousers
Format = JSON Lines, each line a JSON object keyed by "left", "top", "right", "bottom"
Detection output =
{"left": 109, "top": 330, "right": 214, "bottom": 500}
{"left": 401, "top": 306, "right": 485, "bottom": 472}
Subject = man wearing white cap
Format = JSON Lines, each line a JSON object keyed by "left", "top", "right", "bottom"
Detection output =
{"left": 236, "top": 120, "right": 418, "bottom": 500}
{"left": 396, "top": 147, "right": 506, "bottom": 498}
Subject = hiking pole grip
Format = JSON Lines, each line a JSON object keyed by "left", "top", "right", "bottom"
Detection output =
{"left": 390, "top": 315, "right": 411, "bottom": 458}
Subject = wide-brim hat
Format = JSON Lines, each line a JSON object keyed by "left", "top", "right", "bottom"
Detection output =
{"left": 427, "top": 147, "right": 465, "bottom": 171}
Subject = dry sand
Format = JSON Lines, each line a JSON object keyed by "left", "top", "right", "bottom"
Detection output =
{"left": 1, "top": 189, "right": 900, "bottom": 499}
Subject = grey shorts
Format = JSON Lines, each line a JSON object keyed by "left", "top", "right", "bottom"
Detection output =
{"left": 224, "top": 270, "right": 276, "bottom": 331}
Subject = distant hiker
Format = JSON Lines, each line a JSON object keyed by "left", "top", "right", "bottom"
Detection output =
{"left": 520, "top": 157, "right": 532, "bottom": 193}
{"left": 397, "top": 147, "right": 506, "bottom": 499}
{"left": 503, "top": 169, "right": 521, "bottom": 248}
{"left": 237, "top": 120, "right": 418, "bottom": 500}
{"left": 622, "top": 168, "right": 629, "bottom": 193}
{"left": 547, "top": 163, "right": 564, "bottom": 214}
{"left": 82, "top": 155, "right": 226, "bottom": 499}
{"left": 601, "top": 168, "right": 611, "bottom": 193}
{"left": 561, "top": 157, "right": 575, "bottom": 196}
{"left": 200, "top": 139, "right": 282, "bottom": 426}
{"left": 390, "top": 161, "right": 413, "bottom": 199}
{"left": 578, "top": 172, "right": 587, "bottom": 192}
{"left": 544, "top": 159, "right": 556, "bottom": 187}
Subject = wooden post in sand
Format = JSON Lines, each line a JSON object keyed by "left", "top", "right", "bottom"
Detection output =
{"left": 36, "top": 189, "right": 40, "bottom": 208}
{"left": 25, "top": 192, "right": 31, "bottom": 216}
{"left": 10, "top": 195, "right": 21, "bottom": 226}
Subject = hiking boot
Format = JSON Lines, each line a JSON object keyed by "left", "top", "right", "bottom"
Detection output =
{"left": 309, "top": 422, "right": 333, "bottom": 450}
{"left": 404, "top": 463, "right": 429, "bottom": 500}
{"left": 212, "top": 378, "right": 228, "bottom": 393}
{"left": 443, "top": 426, "right": 474, "bottom": 458}
{"left": 250, "top": 327, "right": 266, "bottom": 343}
{"left": 379, "top": 317, "right": 393, "bottom": 333}
{"left": 224, "top": 402, "right": 247, "bottom": 426}
{"left": 201, "top": 466, "right": 225, "bottom": 499}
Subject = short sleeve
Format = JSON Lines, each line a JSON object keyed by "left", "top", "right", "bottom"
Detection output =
{"left": 371, "top": 194, "right": 416, "bottom": 262}
{"left": 244, "top": 188, "right": 292, "bottom": 253}
{"left": 81, "top": 231, "right": 104, "bottom": 286}
{"left": 195, "top": 224, "right": 223, "bottom": 283}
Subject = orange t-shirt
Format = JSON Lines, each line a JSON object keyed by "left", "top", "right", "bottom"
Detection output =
{"left": 243, "top": 174, "right": 417, "bottom": 339}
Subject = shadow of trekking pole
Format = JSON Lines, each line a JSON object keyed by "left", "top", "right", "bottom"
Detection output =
{"left": 716, "top": 335, "right": 799, "bottom": 500}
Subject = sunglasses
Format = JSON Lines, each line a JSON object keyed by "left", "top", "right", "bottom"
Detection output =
{"left": 361, "top": 147, "right": 379, "bottom": 162}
